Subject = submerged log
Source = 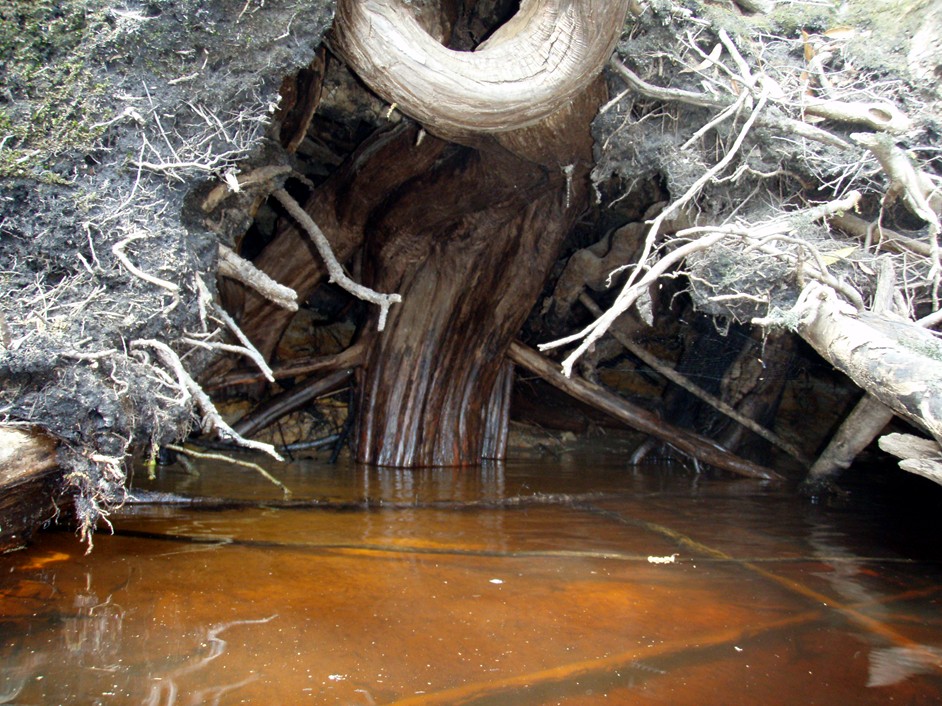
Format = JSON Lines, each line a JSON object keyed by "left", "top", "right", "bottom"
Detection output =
{"left": 804, "top": 395, "right": 894, "bottom": 488}
{"left": 0, "top": 427, "right": 61, "bottom": 552}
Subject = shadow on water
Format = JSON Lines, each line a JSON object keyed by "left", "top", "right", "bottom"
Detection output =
{"left": 2, "top": 457, "right": 942, "bottom": 704}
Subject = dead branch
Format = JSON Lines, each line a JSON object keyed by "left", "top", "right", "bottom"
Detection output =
{"left": 830, "top": 212, "right": 932, "bottom": 258}
{"left": 754, "top": 281, "right": 942, "bottom": 442}
{"left": 217, "top": 244, "right": 299, "bottom": 311}
{"left": 609, "top": 59, "right": 853, "bottom": 149}
{"left": 165, "top": 443, "right": 291, "bottom": 497}
{"left": 131, "top": 339, "right": 283, "bottom": 460}
{"left": 232, "top": 368, "right": 353, "bottom": 438}
{"left": 271, "top": 188, "right": 401, "bottom": 329}
{"left": 207, "top": 342, "right": 366, "bottom": 389}
{"left": 542, "top": 191, "right": 862, "bottom": 377}
{"left": 878, "top": 433, "right": 942, "bottom": 486}
{"left": 805, "top": 395, "right": 894, "bottom": 486}
{"left": 508, "top": 341, "right": 784, "bottom": 481}
{"left": 852, "top": 131, "right": 941, "bottom": 291}
{"left": 577, "top": 292, "right": 811, "bottom": 465}
{"left": 804, "top": 99, "right": 911, "bottom": 133}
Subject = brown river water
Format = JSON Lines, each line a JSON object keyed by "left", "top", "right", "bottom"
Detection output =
{"left": 2, "top": 455, "right": 942, "bottom": 705}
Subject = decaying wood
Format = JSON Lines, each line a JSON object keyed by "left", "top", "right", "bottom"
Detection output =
{"left": 507, "top": 341, "right": 784, "bottom": 481}
{"left": 578, "top": 293, "right": 810, "bottom": 466}
{"left": 804, "top": 98, "right": 911, "bottom": 133}
{"left": 0, "top": 426, "right": 61, "bottom": 552}
{"left": 878, "top": 433, "right": 942, "bottom": 486}
{"left": 233, "top": 369, "right": 354, "bottom": 439}
{"left": 762, "top": 282, "right": 942, "bottom": 443}
{"left": 804, "top": 395, "right": 894, "bottom": 487}
{"left": 332, "top": 0, "right": 629, "bottom": 137}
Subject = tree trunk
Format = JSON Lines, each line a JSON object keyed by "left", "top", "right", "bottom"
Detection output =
{"left": 355, "top": 135, "right": 592, "bottom": 466}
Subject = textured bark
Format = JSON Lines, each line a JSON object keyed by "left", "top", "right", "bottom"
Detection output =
{"left": 332, "top": 0, "right": 629, "bottom": 137}
{"left": 233, "top": 124, "right": 449, "bottom": 361}
{"left": 0, "top": 427, "right": 61, "bottom": 552}
{"left": 355, "top": 145, "right": 590, "bottom": 466}
{"left": 792, "top": 283, "right": 942, "bottom": 442}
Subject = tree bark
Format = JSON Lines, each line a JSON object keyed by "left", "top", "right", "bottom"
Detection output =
{"left": 355, "top": 144, "right": 591, "bottom": 465}
{"left": 0, "top": 426, "right": 61, "bottom": 552}
{"left": 787, "top": 282, "right": 942, "bottom": 443}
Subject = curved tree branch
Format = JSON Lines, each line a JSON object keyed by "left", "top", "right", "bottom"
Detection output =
{"left": 332, "top": 0, "right": 630, "bottom": 136}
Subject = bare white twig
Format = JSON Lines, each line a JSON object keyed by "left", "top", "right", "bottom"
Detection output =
{"left": 217, "top": 244, "right": 298, "bottom": 311}
{"left": 271, "top": 188, "right": 402, "bottom": 330}
{"left": 131, "top": 339, "right": 283, "bottom": 460}
{"left": 112, "top": 233, "right": 180, "bottom": 292}
{"left": 541, "top": 191, "right": 862, "bottom": 377}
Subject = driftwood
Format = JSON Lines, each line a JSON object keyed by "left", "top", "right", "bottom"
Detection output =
{"left": 760, "top": 282, "right": 942, "bottom": 443}
{"left": 0, "top": 426, "right": 61, "bottom": 552}
{"left": 878, "top": 433, "right": 942, "bottom": 486}
{"left": 507, "top": 342, "right": 783, "bottom": 481}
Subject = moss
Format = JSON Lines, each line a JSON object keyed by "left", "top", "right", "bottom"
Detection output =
{"left": 0, "top": 0, "right": 113, "bottom": 179}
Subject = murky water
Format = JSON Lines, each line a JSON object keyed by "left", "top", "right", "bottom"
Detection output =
{"left": 2, "top": 456, "right": 942, "bottom": 705}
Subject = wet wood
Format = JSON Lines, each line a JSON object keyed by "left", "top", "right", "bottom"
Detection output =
{"left": 232, "top": 369, "right": 354, "bottom": 439}
{"left": 0, "top": 426, "right": 62, "bottom": 552}
{"left": 507, "top": 341, "right": 784, "bottom": 481}
{"left": 228, "top": 123, "right": 449, "bottom": 363}
{"left": 354, "top": 147, "right": 584, "bottom": 466}
{"left": 351, "top": 83, "right": 603, "bottom": 467}
{"left": 805, "top": 395, "right": 894, "bottom": 485}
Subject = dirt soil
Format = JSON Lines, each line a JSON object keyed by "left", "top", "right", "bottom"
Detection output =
{"left": 0, "top": 0, "right": 334, "bottom": 532}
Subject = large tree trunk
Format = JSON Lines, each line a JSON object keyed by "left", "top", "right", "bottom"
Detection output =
{"left": 352, "top": 81, "right": 602, "bottom": 465}
{"left": 219, "top": 0, "right": 619, "bottom": 466}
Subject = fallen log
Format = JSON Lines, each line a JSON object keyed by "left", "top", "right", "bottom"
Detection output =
{"left": 507, "top": 341, "right": 784, "bottom": 481}
{"left": 0, "top": 426, "right": 62, "bottom": 552}
{"left": 759, "top": 282, "right": 942, "bottom": 443}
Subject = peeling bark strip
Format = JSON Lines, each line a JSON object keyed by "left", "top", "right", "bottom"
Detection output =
{"left": 507, "top": 342, "right": 784, "bottom": 481}
{"left": 332, "top": 0, "right": 629, "bottom": 136}
{"left": 783, "top": 283, "right": 942, "bottom": 442}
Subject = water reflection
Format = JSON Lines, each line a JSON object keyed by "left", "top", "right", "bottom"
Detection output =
{"left": 1, "top": 460, "right": 941, "bottom": 704}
